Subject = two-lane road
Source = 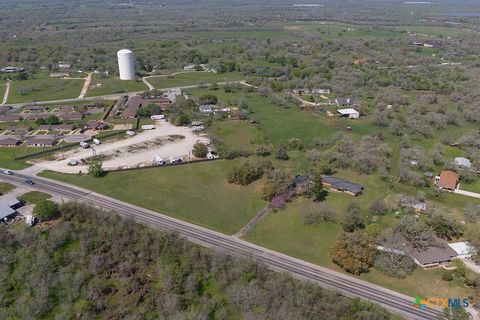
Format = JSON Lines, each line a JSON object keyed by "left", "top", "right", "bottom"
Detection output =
{"left": 0, "top": 172, "right": 443, "bottom": 320}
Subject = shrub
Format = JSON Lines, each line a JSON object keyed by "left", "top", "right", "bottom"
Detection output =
{"left": 228, "top": 160, "right": 272, "bottom": 186}
{"left": 255, "top": 145, "right": 271, "bottom": 157}
{"left": 275, "top": 145, "right": 289, "bottom": 160}
{"left": 441, "top": 270, "right": 453, "bottom": 282}
{"left": 33, "top": 200, "right": 59, "bottom": 221}
{"left": 287, "top": 138, "right": 304, "bottom": 150}
{"left": 192, "top": 143, "right": 208, "bottom": 158}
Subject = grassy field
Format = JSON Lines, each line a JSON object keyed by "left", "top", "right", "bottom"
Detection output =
{"left": 192, "top": 30, "right": 298, "bottom": 40}
{"left": 40, "top": 160, "right": 266, "bottom": 234}
{"left": 147, "top": 72, "right": 244, "bottom": 89}
{"left": 0, "top": 181, "right": 15, "bottom": 195}
{"left": 244, "top": 197, "right": 473, "bottom": 298}
{"left": 7, "top": 71, "right": 84, "bottom": 104}
{"left": 17, "top": 191, "right": 52, "bottom": 205}
{"left": 86, "top": 75, "right": 148, "bottom": 97}
{"left": 0, "top": 147, "right": 46, "bottom": 170}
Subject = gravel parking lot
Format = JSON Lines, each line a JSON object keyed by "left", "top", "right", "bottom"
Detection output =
{"left": 32, "top": 121, "right": 202, "bottom": 173}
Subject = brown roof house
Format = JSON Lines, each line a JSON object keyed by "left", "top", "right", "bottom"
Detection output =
{"left": 0, "top": 114, "right": 22, "bottom": 122}
{"left": 84, "top": 121, "right": 108, "bottom": 131}
{"left": 436, "top": 171, "right": 458, "bottom": 192}
{"left": 6, "top": 126, "right": 32, "bottom": 133}
{"left": 26, "top": 137, "right": 58, "bottom": 147}
{"left": 411, "top": 245, "right": 458, "bottom": 269}
{"left": 0, "top": 138, "right": 22, "bottom": 147}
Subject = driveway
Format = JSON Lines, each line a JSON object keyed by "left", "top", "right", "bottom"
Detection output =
{"left": 454, "top": 187, "right": 480, "bottom": 199}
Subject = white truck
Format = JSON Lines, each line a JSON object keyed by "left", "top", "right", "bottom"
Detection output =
{"left": 141, "top": 125, "right": 155, "bottom": 130}
{"left": 92, "top": 138, "right": 101, "bottom": 145}
{"left": 80, "top": 142, "right": 90, "bottom": 149}
{"left": 153, "top": 155, "right": 165, "bottom": 165}
{"left": 151, "top": 115, "right": 165, "bottom": 120}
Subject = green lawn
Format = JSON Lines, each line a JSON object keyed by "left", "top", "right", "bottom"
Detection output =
{"left": 147, "top": 72, "right": 244, "bottom": 89}
{"left": 0, "top": 147, "right": 45, "bottom": 170}
{"left": 40, "top": 160, "right": 266, "bottom": 234}
{"left": 17, "top": 191, "right": 52, "bottom": 205}
{"left": 86, "top": 75, "right": 147, "bottom": 97}
{"left": 7, "top": 71, "right": 84, "bottom": 103}
{"left": 209, "top": 120, "right": 269, "bottom": 152}
{"left": 0, "top": 182, "right": 15, "bottom": 195}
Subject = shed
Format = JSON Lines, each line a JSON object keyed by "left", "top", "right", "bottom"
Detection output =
{"left": 454, "top": 157, "right": 471, "bottom": 169}
{"left": 337, "top": 108, "right": 360, "bottom": 119}
{"left": 448, "top": 242, "right": 475, "bottom": 259}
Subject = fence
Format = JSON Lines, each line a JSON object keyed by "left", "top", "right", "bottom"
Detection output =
{"left": 104, "top": 157, "right": 222, "bottom": 173}
{"left": 14, "top": 130, "right": 127, "bottom": 162}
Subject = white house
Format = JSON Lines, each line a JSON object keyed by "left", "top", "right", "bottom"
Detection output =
{"left": 448, "top": 242, "right": 475, "bottom": 259}
{"left": 337, "top": 108, "right": 360, "bottom": 119}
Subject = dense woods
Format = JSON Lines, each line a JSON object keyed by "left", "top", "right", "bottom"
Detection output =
{"left": 0, "top": 203, "right": 392, "bottom": 319}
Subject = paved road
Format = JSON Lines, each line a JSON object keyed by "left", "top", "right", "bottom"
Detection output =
{"left": 0, "top": 171, "right": 443, "bottom": 320}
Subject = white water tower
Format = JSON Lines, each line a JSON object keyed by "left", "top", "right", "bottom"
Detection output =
{"left": 117, "top": 49, "right": 135, "bottom": 80}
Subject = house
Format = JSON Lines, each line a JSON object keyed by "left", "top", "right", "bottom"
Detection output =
{"left": 55, "top": 105, "right": 76, "bottom": 113}
{"left": 454, "top": 157, "right": 471, "bottom": 169}
{"left": 59, "top": 112, "right": 83, "bottom": 121}
{"left": 436, "top": 170, "right": 459, "bottom": 191}
{"left": 23, "top": 113, "right": 51, "bottom": 121}
{"left": 321, "top": 175, "right": 364, "bottom": 196}
{"left": 84, "top": 121, "right": 108, "bottom": 131}
{"left": 38, "top": 125, "right": 52, "bottom": 131}
{"left": 0, "top": 138, "right": 22, "bottom": 147}
{"left": 26, "top": 138, "right": 58, "bottom": 147}
{"left": 0, "top": 106, "right": 12, "bottom": 115}
{"left": 24, "top": 105, "right": 49, "bottom": 113}
{"left": 6, "top": 126, "right": 32, "bottom": 133}
{"left": 122, "top": 95, "right": 142, "bottom": 118}
{"left": 337, "top": 108, "right": 360, "bottom": 119}
{"left": 52, "top": 124, "right": 75, "bottom": 131}
{"left": 0, "top": 203, "right": 17, "bottom": 222}
{"left": 335, "top": 98, "right": 353, "bottom": 106}
{"left": 411, "top": 245, "right": 458, "bottom": 268}
{"left": 199, "top": 105, "right": 215, "bottom": 113}
{"left": 448, "top": 242, "right": 475, "bottom": 259}
{"left": 293, "top": 88, "right": 310, "bottom": 95}
{"left": 0, "top": 114, "right": 22, "bottom": 122}
{"left": 313, "top": 88, "right": 331, "bottom": 94}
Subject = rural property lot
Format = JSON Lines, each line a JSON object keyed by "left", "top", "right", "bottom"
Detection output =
{"left": 32, "top": 121, "right": 200, "bottom": 172}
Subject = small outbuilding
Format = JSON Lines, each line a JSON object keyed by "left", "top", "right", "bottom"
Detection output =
{"left": 337, "top": 108, "right": 360, "bottom": 119}
{"left": 448, "top": 242, "right": 475, "bottom": 259}
{"left": 454, "top": 157, "right": 472, "bottom": 169}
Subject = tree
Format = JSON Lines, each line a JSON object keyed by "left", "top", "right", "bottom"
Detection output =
{"left": 342, "top": 204, "right": 364, "bottom": 232}
{"left": 309, "top": 172, "right": 325, "bottom": 201}
{"left": 427, "top": 214, "right": 463, "bottom": 240}
{"left": 331, "top": 231, "right": 374, "bottom": 275}
{"left": 464, "top": 204, "right": 479, "bottom": 223}
{"left": 173, "top": 112, "right": 190, "bottom": 126}
{"left": 394, "top": 216, "right": 437, "bottom": 250}
{"left": 192, "top": 142, "right": 208, "bottom": 158}
{"left": 441, "top": 307, "right": 471, "bottom": 320}
{"left": 88, "top": 160, "right": 104, "bottom": 178}
{"left": 301, "top": 203, "right": 334, "bottom": 226}
{"left": 35, "top": 118, "right": 47, "bottom": 125}
{"left": 199, "top": 94, "right": 218, "bottom": 105}
{"left": 46, "top": 114, "right": 60, "bottom": 125}
{"left": 33, "top": 200, "right": 59, "bottom": 221}
{"left": 209, "top": 82, "right": 219, "bottom": 90}
{"left": 228, "top": 161, "right": 271, "bottom": 185}
{"left": 261, "top": 169, "right": 291, "bottom": 200}
{"left": 275, "top": 144, "right": 289, "bottom": 160}
{"left": 374, "top": 230, "right": 415, "bottom": 278}
{"left": 368, "top": 199, "right": 388, "bottom": 215}
{"left": 138, "top": 103, "right": 162, "bottom": 117}
{"left": 255, "top": 145, "right": 270, "bottom": 157}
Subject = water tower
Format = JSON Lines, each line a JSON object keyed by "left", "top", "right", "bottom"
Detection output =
{"left": 117, "top": 49, "right": 135, "bottom": 80}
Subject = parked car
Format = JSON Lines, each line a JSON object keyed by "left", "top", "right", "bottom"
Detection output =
{"left": 2, "top": 170, "right": 13, "bottom": 175}
{"left": 67, "top": 159, "right": 78, "bottom": 166}
{"left": 169, "top": 157, "right": 181, "bottom": 164}
{"left": 80, "top": 159, "right": 87, "bottom": 165}
{"left": 25, "top": 180, "right": 35, "bottom": 185}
